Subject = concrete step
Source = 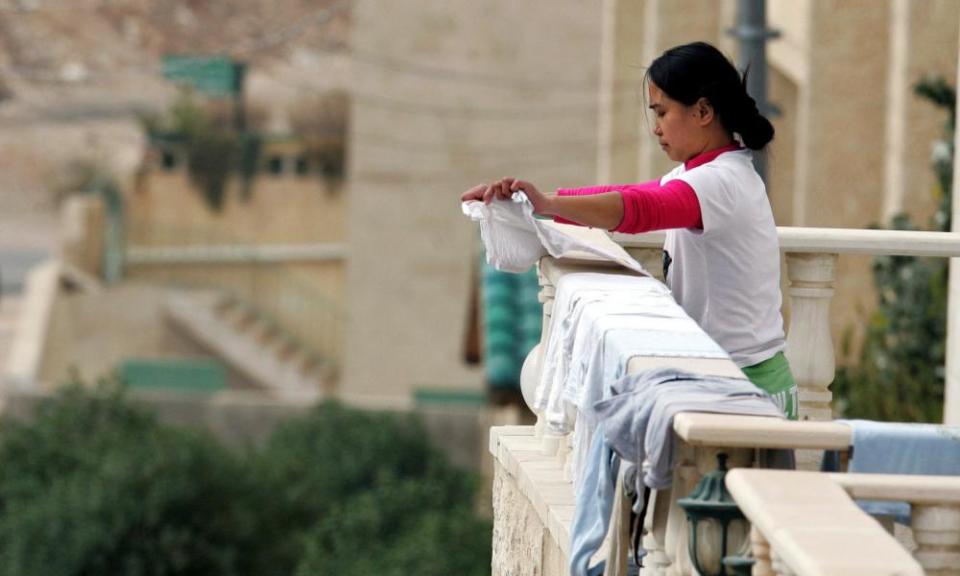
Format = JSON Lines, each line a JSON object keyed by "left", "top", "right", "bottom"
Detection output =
{"left": 164, "top": 291, "right": 326, "bottom": 399}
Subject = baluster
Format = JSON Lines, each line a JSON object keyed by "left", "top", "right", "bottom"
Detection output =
{"left": 751, "top": 525, "right": 775, "bottom": 576}
{"left": 531, "top": 260, "right": 556, "bottom": 444}
{"left": 784, "top": 252, "right": 837, "bottom": 471}
{"left": 784, "top": 252, "right": 837, "bottom": 422}
{"left": 770, "top": 548, "right": 796, "bottom": 576}
{"left": 663, "top": 443, "right": 698, "bottom": 575}
{"left": 642, "top": 489, "right": 673, "bottom": 576}
{"left": 912, "top": 504, "right": 960, "bottom": 575}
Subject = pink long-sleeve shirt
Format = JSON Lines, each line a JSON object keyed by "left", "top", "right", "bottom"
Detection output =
{"left": 553, "top": 144, "right": 742, "bottom": 233}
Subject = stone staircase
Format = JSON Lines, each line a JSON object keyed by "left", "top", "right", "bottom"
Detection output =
{"left": 164, "top": 291, "right": 334, "bottom": 401}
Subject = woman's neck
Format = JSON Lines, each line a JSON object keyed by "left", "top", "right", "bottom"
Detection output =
{"left": 685, "top": 132, "right": 738, "bottom": 163}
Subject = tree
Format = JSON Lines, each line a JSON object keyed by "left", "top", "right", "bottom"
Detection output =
{"left": 0, "top": 382, "right": 492, "bottom": 575}
{"left": 0, "top": 382, "right": 265, "bottom": 576}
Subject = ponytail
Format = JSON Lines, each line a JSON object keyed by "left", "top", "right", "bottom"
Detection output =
{"left": 646, "top": 41, "right": 774, "bottom": 150}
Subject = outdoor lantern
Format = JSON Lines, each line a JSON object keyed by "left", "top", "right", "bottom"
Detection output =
{"left": 677, "top": 453, "right": 751, "bottom": 576}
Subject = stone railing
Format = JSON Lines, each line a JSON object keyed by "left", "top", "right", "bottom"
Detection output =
{"left": 491, "top": 226, "right": 960, "bottom": 575}
{"left": 615, "top": 226, "right": 960, "bottom": 425}
{"left": 725, "top": 469, "right": 926, "bottom": 575}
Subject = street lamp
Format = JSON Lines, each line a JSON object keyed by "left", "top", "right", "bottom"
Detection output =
{"left": 677, "top": 453, "right": 752, "bottom": 575}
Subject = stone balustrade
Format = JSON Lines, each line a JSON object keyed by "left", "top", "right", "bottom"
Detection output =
{"left": 725, "top": 469, "right": 925, "bottom": 575}
{"left": 614, "top": 226, "right": 960, "bottom": 425}
{"left": 493, "top": 226, "right": 960, "bottom": 575}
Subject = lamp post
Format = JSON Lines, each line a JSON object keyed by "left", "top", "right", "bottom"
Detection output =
{"left": 677, "top": 453, "right": 752, "bottom": 576}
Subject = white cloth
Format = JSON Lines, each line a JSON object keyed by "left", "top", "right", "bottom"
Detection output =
{"left": 564, "top": 303, "right": 731, "bottom": 490}
{"left": 461, "top": 193, "right": 647, "bottom": 274}
{"left": 662, "top": 149, "right": 785, "bottom": 367}
{"left": 535, "top": 273, "right": 670, "bottom": 434}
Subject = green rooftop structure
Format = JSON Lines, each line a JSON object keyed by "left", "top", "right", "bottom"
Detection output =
{"left": 162, "top": 55, "right": 246, "bottom": 98}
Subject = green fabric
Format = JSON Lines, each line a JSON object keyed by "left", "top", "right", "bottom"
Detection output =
{"left": 482, "top": 262, "right": 542, "bottom": 389}
{"left": 742, "top": 352, "right": 798, "bottom": 420}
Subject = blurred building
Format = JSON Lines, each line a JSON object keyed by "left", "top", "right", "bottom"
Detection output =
{"left": 5, "top": 0, "right": 959, "bottom": 460}
{"left": 346, "top": 0, "right": 959, "bottom": 409}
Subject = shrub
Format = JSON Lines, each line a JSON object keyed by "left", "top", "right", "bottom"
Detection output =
{"left": 0, "top": 385, "right": 491, "bottom": 575}
{"left": 252, "top": 401, "right": 491, "bottom": 574}
{"left": 0, "top": 382, "right": 265, "bottom": 576}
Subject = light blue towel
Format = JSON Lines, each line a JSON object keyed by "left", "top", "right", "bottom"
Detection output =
{"left": 569, "top": 425, "right": 620, "bottom": 576}
{"left": 843, "top": 419, "right": 960, "bottom": 522}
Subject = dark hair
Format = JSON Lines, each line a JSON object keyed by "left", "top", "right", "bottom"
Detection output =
{"left": 646, "top": 41, "right": 774, "bottom": 150}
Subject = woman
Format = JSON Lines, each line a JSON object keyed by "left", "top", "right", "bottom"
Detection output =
{"left": 461, "top": 41, "right": 797, "bottom": 418}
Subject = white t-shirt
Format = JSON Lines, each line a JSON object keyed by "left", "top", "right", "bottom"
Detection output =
{"left": 661, "top": 148, "right": 785, "bottom": 368}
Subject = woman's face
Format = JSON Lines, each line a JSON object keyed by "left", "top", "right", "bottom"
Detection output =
{"left": 647, "top": 82, "right": 707, "bottom": 163}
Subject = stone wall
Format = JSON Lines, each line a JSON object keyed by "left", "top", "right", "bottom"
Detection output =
{"left": 344, "top": 0, "right": 605, "bottom": 406}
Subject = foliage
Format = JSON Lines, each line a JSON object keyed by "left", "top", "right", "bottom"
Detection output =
{"left": 0, "top": 380, "right": 265, "bottom": 576}
{"left": 289, "top": 90, "right": 349, "bottom": 183}
{"left": 141, "top": 92, "right": 261, "bottom": 211}
{"left": 0, "top": 382, "right": 491, "bottom": 576}
{"left": 252, "top": 401, "right": 491, "bottom": 575}
{"left": 832, "top": 77, "right": 954, "bottom": 422}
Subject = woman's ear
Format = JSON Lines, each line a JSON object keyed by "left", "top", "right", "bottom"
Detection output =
{"left": 695, "top": 97, "right": 715, "bottom": 125}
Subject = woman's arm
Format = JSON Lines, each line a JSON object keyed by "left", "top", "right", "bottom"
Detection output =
{"left": 547, "top": 180, "right": 703, "bottom": 233}
{"left": 462, "top": 177, "right": 702, "bottom": 233}
{"left": 546, "top": 192, "right": 625, "bottom": 230}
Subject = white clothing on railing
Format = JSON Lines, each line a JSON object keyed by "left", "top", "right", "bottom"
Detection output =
{"left": 535, "top": 273, "right": 671, "bottom": 434}
{"left": 461, "top": 193, "right": 647, "bottom": 274}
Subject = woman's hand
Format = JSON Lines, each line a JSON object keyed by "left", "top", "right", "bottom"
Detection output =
{"left": 460, "top": 177, "right": 554, "bottom": 216}
{"left": 509, "top": 179, "right": 552, "bottom": 215}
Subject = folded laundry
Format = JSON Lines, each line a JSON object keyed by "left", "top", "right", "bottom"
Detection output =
{"left": 535, "top": 274, "right": 674, "bottom": 435}
{"left": 532, "top": 271, "right": 733, "bottom": 486}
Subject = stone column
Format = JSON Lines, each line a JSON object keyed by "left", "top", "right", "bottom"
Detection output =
{"left": 912, "top": 504, "right": 960, "bottom": 575}
{"left": 784, "top": 252, "right": 837, "bottom": 422}
{"left": 946, "top": 7, "right": 960, "bottom": 427}
{"left": 597, "top": 0, "right": 645, "bottom": 184}
{"left": 642, "top": 489, "right": 673, "bottom": 576}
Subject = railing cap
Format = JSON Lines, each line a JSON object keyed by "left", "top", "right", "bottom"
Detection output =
{"left": 613, "top": 227, "right": 960, "bottom": 258}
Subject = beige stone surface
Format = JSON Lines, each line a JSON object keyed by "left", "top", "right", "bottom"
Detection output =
{"left": 492, "top": 461, "right": 546, "bottom": 576}
{"left": 673, "top": 412, "right": 851, "bottom": 449}
{"left": 829, "top": 472, "right": 960, "bottom": 505}
{"left": 726, "top": 469, "right": 924, "bottom": 575}
{"left": 37, "top": 283, "right": 251, "bottom": 389}
{"left": 126, "top": 261, "right": 345, "bottom": 365}
{"left": 345, "top": 0, "right": 606, "bottom": 405}
{"left": 899, "top": 0, "right": 960, "bottom": 228}
{"left": 127, "top": 165, "right": 345, "bottom": 247}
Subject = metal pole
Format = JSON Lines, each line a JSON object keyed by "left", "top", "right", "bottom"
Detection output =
{"left": 728, "top": 0, "right": 779, "bottom": 184}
